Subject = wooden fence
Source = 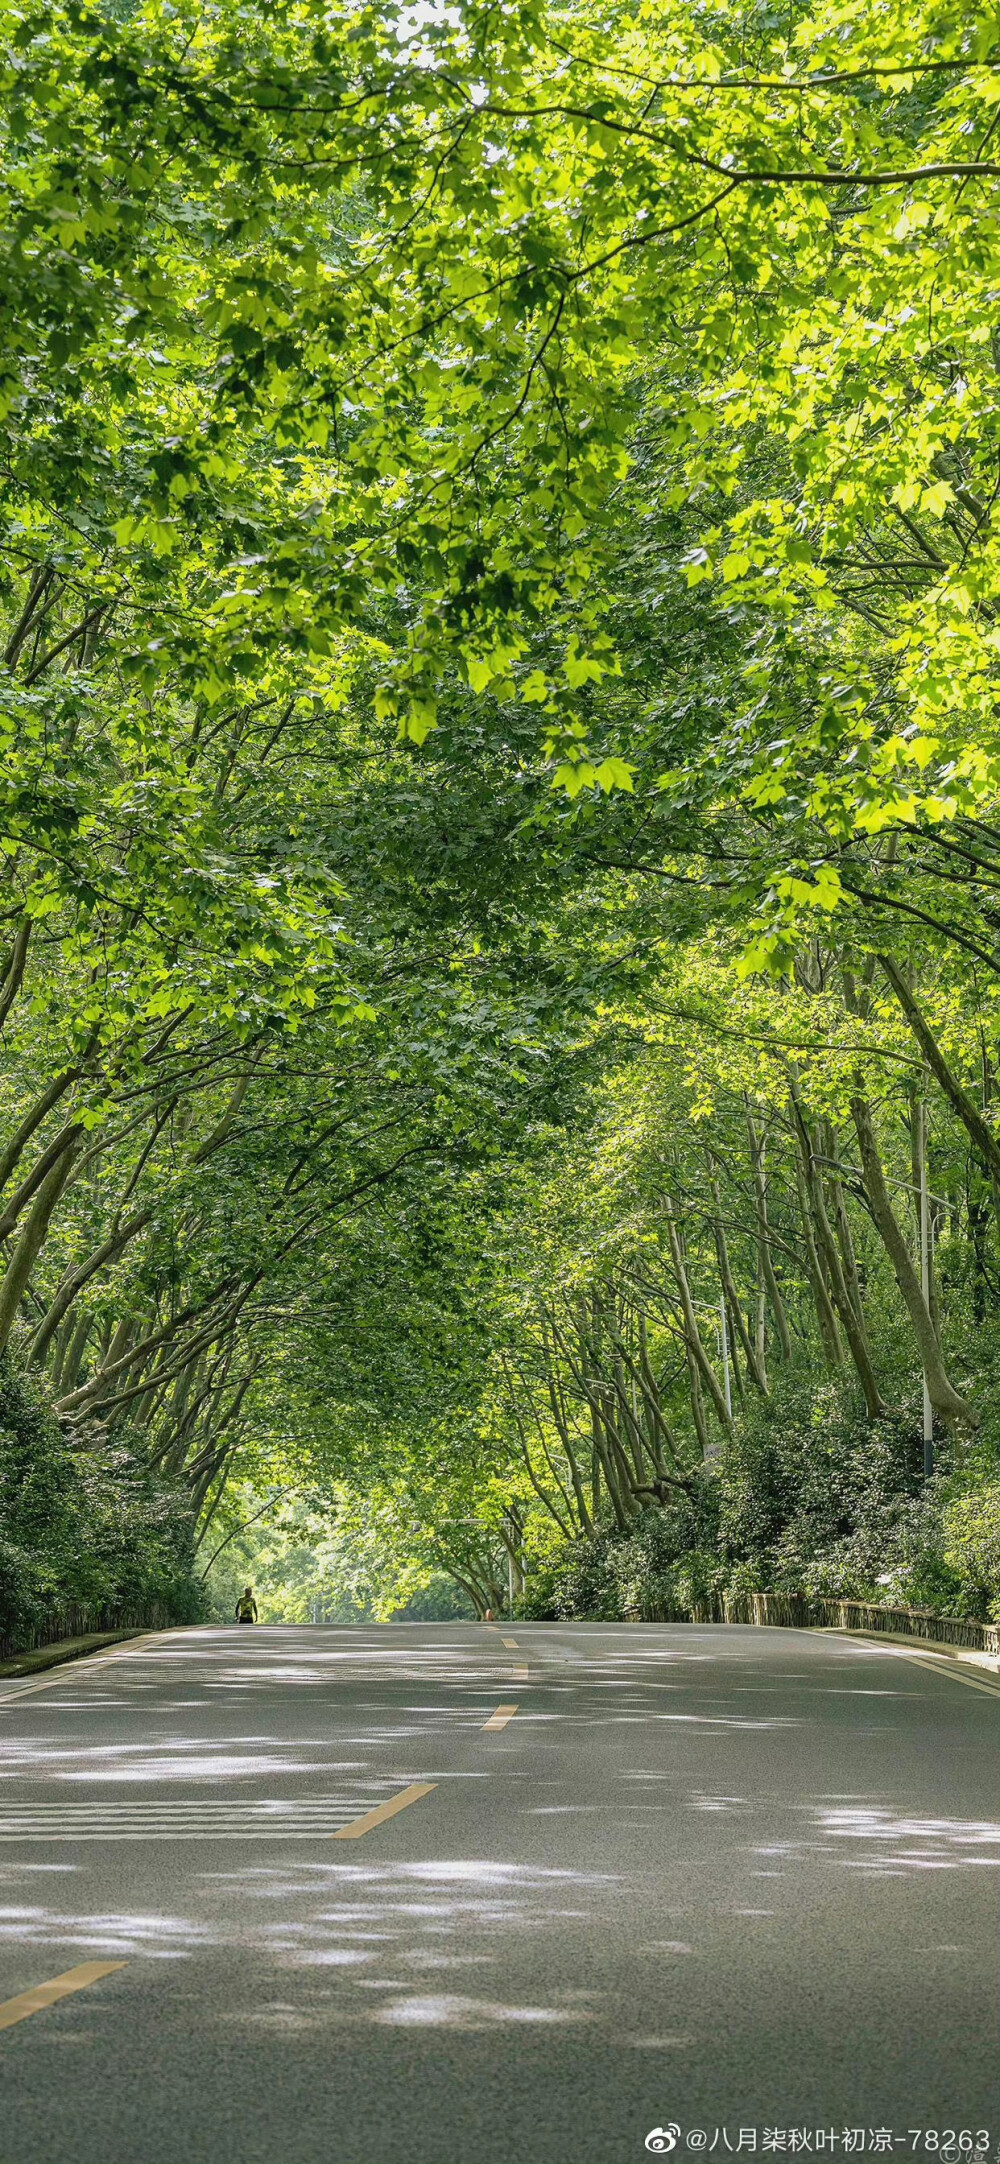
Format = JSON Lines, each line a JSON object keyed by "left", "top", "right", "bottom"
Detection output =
{"left": 627, "top": 1587, "right": 999, "bottom": 1657}
{"left": 0, "top": 1603, "right": 173, "bottom": 1665}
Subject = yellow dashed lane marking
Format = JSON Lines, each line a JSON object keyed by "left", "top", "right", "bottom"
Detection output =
{"left": 512, "top": 1665, "right": 530, "bottom": 1678}
{"left": 331, "top": 1782, "right": 436, "bottom": 1839}
{"left": 482, "top": 1704, "right": 519, "bottom": 1731}
{"left": 0, "top": 1962, "right": 126, "bottom": 2032}
{"left": 501, "top": 1637, "right": 518, "bottom": 1648}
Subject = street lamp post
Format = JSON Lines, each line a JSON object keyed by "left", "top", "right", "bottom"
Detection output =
{"left": 917, "top": 1095, "right": 934, "bottom": 1478}
{"left": 719, "top": 1296, "right": 732, "bottom": 1419}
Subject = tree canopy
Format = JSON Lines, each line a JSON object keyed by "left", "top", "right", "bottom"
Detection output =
{"left": 3, "top": 0, "right": 1000, "bottom": 1640}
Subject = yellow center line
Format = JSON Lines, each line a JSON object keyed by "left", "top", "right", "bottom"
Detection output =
{"left": 482, "top": 1703, "right": 519, "bottom": 1731}
{"left": 331, "top": 1782, "right": 436, "bottom": 1839}
{"left": 501, "top": 1637, "right": 519, "bottom": 1648}
{"left": 0, "top": 1962, "right": 126, "bottom": 2032}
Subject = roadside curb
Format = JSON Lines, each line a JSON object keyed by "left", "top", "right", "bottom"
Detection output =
{"left": 817, "top": 1625, "right": 999, "bottom": 1674}
{"left": 0, "top": 1630, "right": 174, "bottom": 1706}
{"left": 0, "top": 1629, "right": 147, "bottom": 1683}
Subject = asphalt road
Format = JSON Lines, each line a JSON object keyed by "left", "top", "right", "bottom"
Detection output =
{"left": 0, "top": 1622, "right": 996, "bottom": 2164}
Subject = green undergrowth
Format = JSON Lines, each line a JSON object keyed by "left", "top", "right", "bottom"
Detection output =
{"left": 0, "top": 1357, "right": 207, "bottom": 1651}
{"left": 519, "top": 1375, "right": 1000, "bottom": 1625}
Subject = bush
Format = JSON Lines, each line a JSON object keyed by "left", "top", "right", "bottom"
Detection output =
{"left": 943, "top": 1482, "right": 1000, "bottom": 1621}
{"left": 390, "top": 1573, "right": 477, "bottom": 1620}
{"left": 520, "top": 1478, "right": 721, "bottom": 1621}
{"left": 0, "top": 1357, "right": 206, "bottom": 1650}
{"left": 521, "top": 1374, "right": 1000, "bottom": 1625}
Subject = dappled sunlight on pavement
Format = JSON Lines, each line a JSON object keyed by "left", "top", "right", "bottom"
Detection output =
{"left": 0, "top": 1623, "right": 995, "bottom": 2162}
{"left": 813, "top": 1805, "right": 1000, "bottom": 1874}
{"left": 0, "top": 1899, "right": 210, "bottom": 1959}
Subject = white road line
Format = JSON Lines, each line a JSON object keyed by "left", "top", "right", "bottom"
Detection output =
{"left": 0, "top": 1833, "right": 365, "bottom": 1843}
{"left": 0, "top": 1805, "right": 393, "bottom": 1816}
{"left": 2, "top": 1792, "right": 380, "bottom": 1804}
{"left": 822, "top": 1631, "right": 1000, "bottom": 1698}
{"left": 889, "top": 1654, "right": 1000, "bottom": 1700}
{"left": 0, "top": 1790, "right": 426, "bottom": 1841}
{"left": 0, "top": 1633, "right": 170, "bottom": 1707}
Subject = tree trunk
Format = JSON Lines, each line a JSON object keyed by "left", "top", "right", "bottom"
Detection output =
{"left": 746, "top": 1116, "right": 792, "bottom": 1362}
{"left": 0, "top": 920, "right": 30, "bottom": 1034}
{"left": 664, "top": 1202, "right": 733, "bottom": 1435}
{"left": 880, "top": 956, "right": 1000, "bottom": 1182}
{"left": 710, "top": 1179, "right": 768, "bottom": 1393}
{"left": 793, "top": 1154, "right": 844, "bottom": 1371}
{"left": 28, "top": 1207, "right": 154, "bottom": 1367}
{"left": 851, "top": 1086, "right": 976, "bottom": 1425}
{"left": 58, "top": 1309, "right": 93, "bottom": 1394}
{"left": 0, "top": 1137, "right": 82, "bottom": 1351}
{"left": 789, "top": 1090, "right": 885, "bottom": 1418}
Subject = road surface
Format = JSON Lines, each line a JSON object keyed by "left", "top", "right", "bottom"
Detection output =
{"left": 0, "top": 1622, "right": 996, "bottom": 2164}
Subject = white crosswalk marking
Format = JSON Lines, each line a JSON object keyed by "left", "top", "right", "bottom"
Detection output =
{"left": 0, "top": 1791, "right": 413, "bottom": 1841}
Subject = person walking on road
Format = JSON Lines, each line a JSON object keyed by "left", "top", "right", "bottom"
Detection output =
{"left": 235, "top": 1586, "right": 258, "bottom": 1624}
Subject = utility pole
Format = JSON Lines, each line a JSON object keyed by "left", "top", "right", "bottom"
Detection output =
{"left": 917, "top": 1095, "right": 934, "bottom": 1478}
{"left": 501, "top": 1505, "right": 524, "bottom": 1616}
{"left": 719, "top": 1295, "right": 732, "bottom": 1419}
